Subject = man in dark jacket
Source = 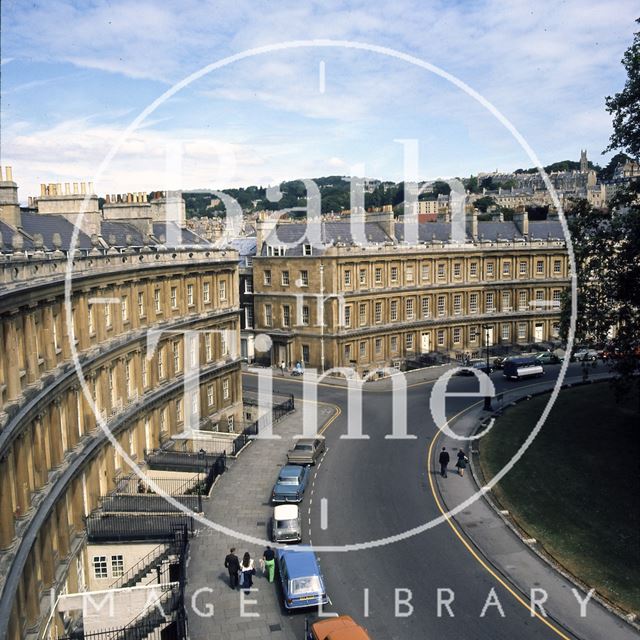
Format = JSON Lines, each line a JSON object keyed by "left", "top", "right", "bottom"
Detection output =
{"left": 439, "top": 447, "right": 450, "bottom": 478}
{"left": 224, "top": 547, "right": 240, "bottom": 589}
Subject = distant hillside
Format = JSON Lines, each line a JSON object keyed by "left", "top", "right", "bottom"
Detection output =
{"left": 514, "top": 160, "right": 601, "bottom": 174}
{"left": 182, "top": 176, "right": 457, "bottom": 218}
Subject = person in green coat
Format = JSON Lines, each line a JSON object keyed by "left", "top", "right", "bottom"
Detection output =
{"left": 263, "top": 546, "right": 276, "bottom": 582}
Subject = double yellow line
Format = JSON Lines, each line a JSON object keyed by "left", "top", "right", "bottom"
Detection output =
{"left": 426, "top": 397, "right": 572, "bottom": 639}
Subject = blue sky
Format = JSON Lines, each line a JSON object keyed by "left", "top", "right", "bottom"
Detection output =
{"left": 0, "top": 0, "right": 636, "bottom": 201}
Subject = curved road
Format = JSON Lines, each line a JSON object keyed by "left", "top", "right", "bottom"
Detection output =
{"left": 244, "top": 362, "right": 621, "bottom": 639}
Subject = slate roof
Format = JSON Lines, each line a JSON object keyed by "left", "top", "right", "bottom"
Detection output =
{"left": 101, "top": 220, "right": 146, "bottom": 247}
{"left": 262, "top": 221, "right": 393, "bottom": 255}
{"left": 529, "top": 220, "right": 564, "bottom": 240}
{"left": 152, "top": 222, "right": 209, "bottom": 247}
{"left": 264, "top": 219, "right": 567, "bottom": 251}
{"left": 395, "top": 222, "right": 454, "bottom": 242}
{"left": 0, "top": 220, "right": 31, "bottom": 251}
{"left": 477, "top": 221, "right": 522, "bottom": 240}
{"left": 19, "top": 212, "right": 93, "bottom": 250}
{"left": 229, "top": 237, "right": 257, "bottom": 256}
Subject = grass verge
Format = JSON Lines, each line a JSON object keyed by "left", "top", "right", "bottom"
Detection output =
{"left": 480, "top": 382, "right": 640, "bottom": 615}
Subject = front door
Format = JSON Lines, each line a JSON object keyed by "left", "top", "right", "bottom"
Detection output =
{"left": 534, "top": 323, "right": 544, "bottom": 343}
{"left": 485, "top": 327, "right": 494, "bottom": 347}
{"left": 277, "top": 344, "right": 287, "bottom": 366}
{"left": 421, "top": 332, "right": 431, "bottom": 354}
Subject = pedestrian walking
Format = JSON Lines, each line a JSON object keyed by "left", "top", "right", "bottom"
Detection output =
{"left": 239, "top": 552, "right": 255, "bottom": 594}
{"left": 456, "top": 450, "right": 469, "bottom": 477}
{"left": 280, "top": 361, "right": 286, "bottom": 375}
{"left": 439, "top": 447, "right": 450, "bottom": 478}
{"left": 263, "top": 546, "right": 276, "bottom": 583}
{"left": 224, "top": 547, "right": 240, "bottom": 590}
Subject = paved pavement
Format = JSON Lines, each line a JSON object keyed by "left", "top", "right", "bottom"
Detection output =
{"left": 187, "top": 364, "right": 637, "bottom": 639}
{"left": 186, "top": 401, "right": 335, "bottom": 640}
{"left": 433, "top": 374, "right": 639, "bottom": 640}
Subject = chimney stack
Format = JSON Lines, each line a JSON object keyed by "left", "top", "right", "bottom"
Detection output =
{"left": 0, "top": 166, "right": 21, "bottom": 228}
{"left": 514, "top": 209, "right": 529, "bottom": 236}
{"left": 466, "top": 208, "right": 478, "bottom": 240}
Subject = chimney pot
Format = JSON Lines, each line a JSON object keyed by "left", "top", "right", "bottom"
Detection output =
{"left": 65, "top": 182, "right": 71, "bottom": 195}
{"left": 73, "top": 182, "right": 79, "bottom": 194}
{"left": 88, "top": 182, "right": 94, "bottom": 193}
{"left": 6, "top": 166, "right": 13, "bottom": 181}
{"left": 81, "top": 182, "right": 86, "bottom": 194}
{"left": 41, "top": 184, "right": 46, "bottom": 196}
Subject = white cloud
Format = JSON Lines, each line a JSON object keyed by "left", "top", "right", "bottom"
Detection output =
{"left": 1, "top": 0, "right": 636, "bottom": 185}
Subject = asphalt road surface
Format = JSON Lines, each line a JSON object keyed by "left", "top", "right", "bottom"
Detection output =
{"left": 244, "top": 362, "right": 607, "bottom": 639}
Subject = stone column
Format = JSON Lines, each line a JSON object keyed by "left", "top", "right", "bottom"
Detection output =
{"left": 66, "top": 389, "right": 79, "bottom": 449}
{"left": 4, "top": 316, "right": 21, "bottom": 400}
{"left": 70, "top": 477, "right": 84, "bottom": 535}
{"left": 56, "top": 501, "right": 70, "bottom": 559}
{"left": 40, "top": 523, "right": 55, "bottom": 587}
{"left": 23, "top": 311, "right": 39, "bottom": 384}
{"left": 23, "top": 554, "right": 40, "bottom": 630}
{"left": 13, "top": 435, "right": 31, "bottom": 517}
{"left": 0, "top": 456, "right": 16, "bottom": 548}
{"left": 32, "top": 417, "right": 48, "bottom": 489}
{"left": 42, "top": 305, "right": 56, "bottom": 370}
{"left": 48, "top": 402, "right": 64, "bottom": 467}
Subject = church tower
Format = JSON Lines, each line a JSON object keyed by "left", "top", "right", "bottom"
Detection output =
{"left": 580, "top": 149, "right": 588, "bottom": 173}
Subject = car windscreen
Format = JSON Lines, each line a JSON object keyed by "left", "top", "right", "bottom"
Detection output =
{"left": 290, "top": 575, "right": 322, "bottom": 595}
{"left": 294, "top": 444, "right": 313, "bottom": 451}
{"left": 278, "top": 476, "right": 300, "bottom": 485}
{"left": 276, "top": 518, "right": 298, "bottom": 529}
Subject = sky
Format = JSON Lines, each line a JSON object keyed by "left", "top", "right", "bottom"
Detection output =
{"left": 0, "top": 0, "right": 637, "bottom": 202}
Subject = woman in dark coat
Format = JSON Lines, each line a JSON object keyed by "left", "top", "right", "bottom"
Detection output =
{"left": 456, "top": 450, "right": 469, "bottom": 477}
{"left": 240, "top": 552, "right": 255, "bottom": 594}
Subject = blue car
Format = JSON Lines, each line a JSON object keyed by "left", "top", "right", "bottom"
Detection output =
{"left": 277, "top": 549, "right": 328, "bottom": 610}
{"left": 272, "top": 464, "right": 310, "bottom": 503}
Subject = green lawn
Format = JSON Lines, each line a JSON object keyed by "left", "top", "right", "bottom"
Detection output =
{"left": 480, "top": 382, "right": 640, "bottom": 615}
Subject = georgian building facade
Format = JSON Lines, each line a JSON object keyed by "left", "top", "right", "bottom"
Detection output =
{"left": 0, "top": 170, "right": 243, "bottom": 639}
{"left": 252, "top": 212, "right": 569, "bottom": 374}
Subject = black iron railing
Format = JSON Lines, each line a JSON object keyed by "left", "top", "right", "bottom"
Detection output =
{"left": 63, "top": 525, "right": 190, "bottom": 640}
{"left": 145, "top": 448, "right": 223, "bottom": 473}
{"left": 85, "top": 512, "right": 194, "bottom": 543}
{"left": 59, "top": 593, "right": 187, "bottom": 640}
{"left": 230, "top": 394, "right": 295, "bottom": 455}
{"left": 114, "top": 473, "right": 201, "bottom": 496}
{"left": 100, "top": 493, "right": 202, "bottom": 513}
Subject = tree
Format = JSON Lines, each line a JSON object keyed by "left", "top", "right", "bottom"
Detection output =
{"left": 605, "top": 20, "right": 640, "bottom": 160}
{"left": 561, "top": 21, "right": 640, "bottom": 404}
{"left": 598, "top": 152, "right": 630, "bottom": 181}
{"left": 474, "top": 196, "right": 496, "bottom": 212}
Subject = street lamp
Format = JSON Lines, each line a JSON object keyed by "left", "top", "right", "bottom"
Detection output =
{"left": 483, "top": 323, "right": 492, "bottom": 411}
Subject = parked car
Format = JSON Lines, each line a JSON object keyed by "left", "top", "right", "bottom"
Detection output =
{"left": 503, "top": 357, "right": 544, "bottom": 380}
{"left": 271, "top": 465, "right": 310, "bottom": 503}
{"left": 572, "top": 348, "right": 598, "bottom": 362}
{"left": 287, "top": 437, "right": 326, "bottom": 466}
{"left": 455, "top": 360, "right": 493, "bottom": 376}
{"left": 271, "top": 504, "right": 302, "bottom": 543}
{"left": 306, "top": 615, "right": 372, "bottom": 640}
{"left": 277, "top": 549, "right": 328, "bottom": 610}
{"left": 535, "top": 352, "right": 561, "bottom": 365}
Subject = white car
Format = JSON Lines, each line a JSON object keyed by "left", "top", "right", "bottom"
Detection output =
{"left": 271, "top": 504, "right": 302, "bottom": 543}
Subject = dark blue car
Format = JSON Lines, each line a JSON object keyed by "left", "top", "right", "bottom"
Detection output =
{"left": 277, "top": 549, "right": 328, "bottom": 610}
{"left": 272, "top": 464, "right": 310, "bottom": 503}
